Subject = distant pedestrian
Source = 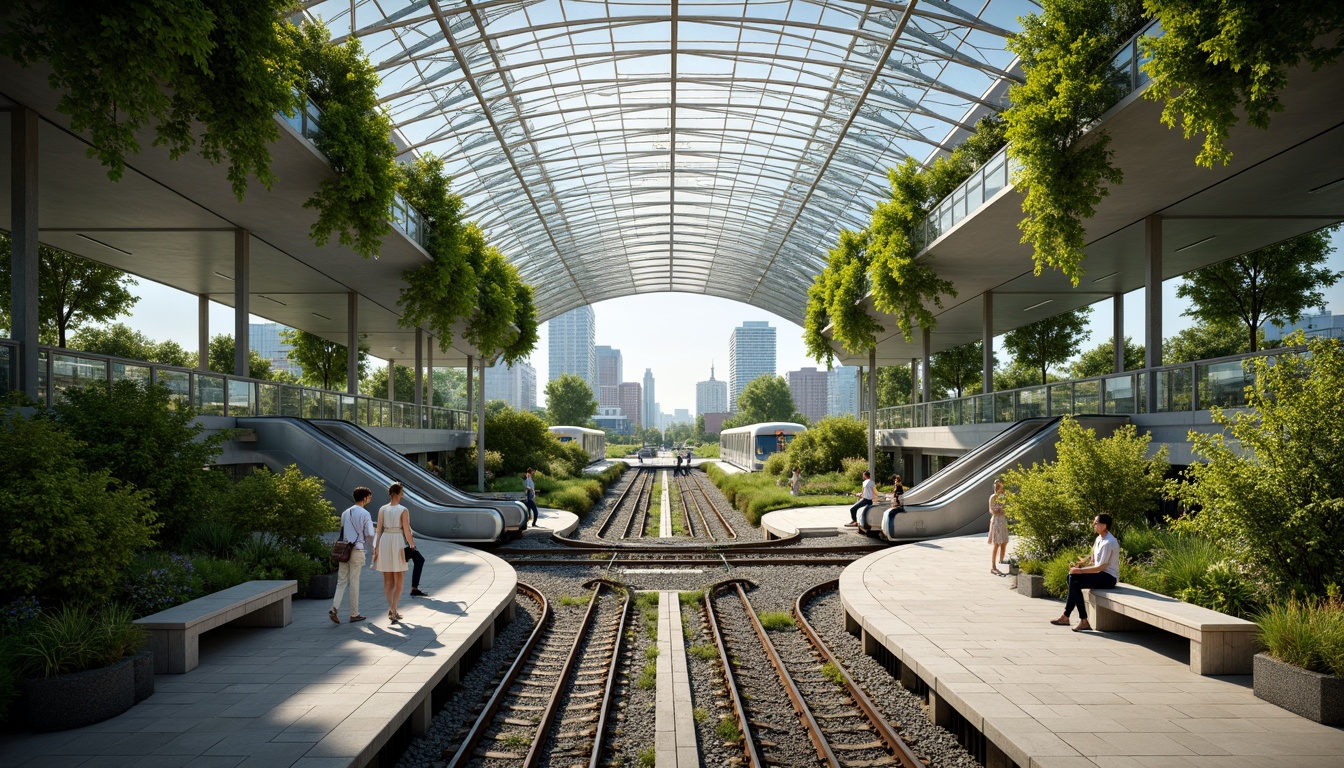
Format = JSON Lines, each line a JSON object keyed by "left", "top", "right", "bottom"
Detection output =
{"left": 988, "top": 479, "right": 1009, "bottom": 576}
{"left": 373, "top": 482, "right": 415, "bottom": 624}
{"left": 523, "top": 467, "right": 540, "bottom": 527}
{"left": 330, "top": 487, "right": 375, "bottom": 624}
{"left": 685, "top": 449, "right": 693, "bottom": 472}
{"left": 789, "top": 467, "right": 802, "bottom": 496}
{"left": 674, "top": 453, "right": 683, "bottom": 476}
{"left": 845, "top": 471, "right": 876, "bottom": 530}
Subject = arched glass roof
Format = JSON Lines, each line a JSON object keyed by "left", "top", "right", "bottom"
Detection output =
{"left": 301, "top": 0, "right": 1024, "bottom": 323}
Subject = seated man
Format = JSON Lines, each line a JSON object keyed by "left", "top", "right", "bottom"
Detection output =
{"left": 1050, "top": 513, "right": 1119, "bottom": 632}
{"left": 845, "top": 470, "right": 876, "bottom": 530}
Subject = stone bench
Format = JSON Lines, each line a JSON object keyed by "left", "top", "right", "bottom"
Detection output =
{"left": 134, "top": 580, "right": 297, "bottom": 674}
{"left": 1084, "top": 583, "right": 1257, "bottom": 675}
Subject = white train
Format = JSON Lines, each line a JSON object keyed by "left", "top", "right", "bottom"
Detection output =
{"left": 720, "top": 422, "right": 807, "bottom": 471}
{"left": 548, "top": 425, "right": 607, "bottom": 465}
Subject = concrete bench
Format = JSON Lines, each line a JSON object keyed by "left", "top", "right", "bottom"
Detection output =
{"left": 134, "top": 580, "right": 297, "bottom": 674}
{"left": 1084, "top": 583, "right": 1257, "bottom": 675}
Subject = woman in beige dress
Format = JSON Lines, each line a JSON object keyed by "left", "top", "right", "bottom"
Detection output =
{"left": 988, "top": 479, "right": 1009, "bottom": 575}
{"left": 372, "top": 482, "right": 415, "bottom": 623}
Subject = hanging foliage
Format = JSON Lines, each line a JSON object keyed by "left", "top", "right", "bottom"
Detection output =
{"left": 868, "top": 158, "right": 956, "bottom": 341}
{"left": 802, "top": 277, "right": 837, "bottom": 368}
{"left": 0, "top": 0, "right": 303, "bottom": 199}
{"left": 501, "top": 279, "right": 539, "bottom": 366}
{"left": 396, "top": 155, "right": 478, "bottom": 351}
{"left": 1004, "top": 0, "right": 1145, "bottom": 285}
{"left": 462, "top": 228, "right": 519, "bottom": 359}
{"left": 825, "top": 229, "right": 884, "bottom": 355}
{"left": 286, "top": 20, "right": 397, "bottom": 259}
{"left": 1141, "top": 0, "right": 1344, "bottom": 168}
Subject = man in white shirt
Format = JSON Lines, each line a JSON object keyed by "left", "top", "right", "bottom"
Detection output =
{"left": 1049, "top": 513, "right": 1120, "bottom": 632}
{"left": 330, "top": 487, "right": 376, "bottom": 624}
{"left": 845, "top": 470, "right": 876, "bottom": 530}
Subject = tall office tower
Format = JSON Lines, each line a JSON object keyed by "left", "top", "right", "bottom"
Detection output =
{"left": 828, "top": 364, "right": 861, "bottom": 417}
{"left": 595, "top": 346, "right": 623, "bottom": 391}
{"left": 249, "top": 322, "right": 301, "bottom": 377}
{"left": 617, "top": 382, "right": 643, "bottom": 429}
{"left": 484, "top": 361, "right": 538, "bottom": 411}
{"left": 599, "top": 384, "right": 620, "bottom": 409}
{"left": 728, "top": 321, "right": 776, "bottom": 412}
{"left": 787, "top": 367, "right": 828, "bottom": 424}
{"left": 548, "top": 306, "right": 597, "bottom": 391}
{"left": 696, "top": 364, "right": 728, "bottom": 416}
{"left": 642, "top": 369, "right": 656, "bottom": 429}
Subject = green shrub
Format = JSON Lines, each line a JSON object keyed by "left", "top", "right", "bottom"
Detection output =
{"left": 1042, "top": 550, "right": 1087, "bottom": 598}
{"left": 15, "top": 604, "right": 144, "bottom": 678}
{"left": 1017, "top": 558, "right": 1045, "bottom": 576}
{"left": 801, "top": 472, "right": 857, "bottom": 496}
{"left": 784, "top": 416, "right": 868, "bottom": 476}
{"left": 1120, "top": 524, "right": 1162, "bottom": 563}
{"left": 841, "top": 456, "right": 869, "bottom": 484}
{"left": 223, "top": 465, "right": 336, "bottom": 546}
{"left": 190, "top": 556, "right": 251, "bottom": 595}
{"left": 763, "top": 452, "right": 790, "bottom": 477}
{"left": 693, "top": 443, "right": 719, "bottom": 459}
{"left": 717, "top": 716, "right": 742, "bottom": 742}
{"left": 1257, "top": 598, "right": 1344, "bottom": 677}
{"left": 236, "top": 535, "right": 322, "bottom": 584}
{"left": 118, "top": 552, "right": 199, "bottom": 617}
{"left": 182, "top": 519, "right": 245, "bottom": 558}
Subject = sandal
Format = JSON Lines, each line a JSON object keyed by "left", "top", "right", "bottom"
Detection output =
{"left": 350, "top": 615, "right": 366, "bottom": 622}
{"left": 328, "top": 608, "right": 339, "bottom": 624}
{"left": 389, "top": 610, "right": 399, "bottom": 623}
{"left": 1073, "top": 622, "right": 1092, "bottom": 632}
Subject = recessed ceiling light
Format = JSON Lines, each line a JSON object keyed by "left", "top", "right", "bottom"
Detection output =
{"left": 1090, "top": 271, "right": 1119, "bottom": 283}
{"left": 311, "top": 312, "right": 331, "bottom": 320}
{"left": 76, "top": 234, "right": 132, "bottom": 256}
{"left": 1308, "top": 177, "right": 1344, "bottom": 194}
{"left": 1175, "top": 235, "right": 1216, "bottom": 253}
{"left": 1023, "top": 299, "right": 1053, "bottom": 312}
{"left": 212, "top": 271, "right": 234, "bottom": 281}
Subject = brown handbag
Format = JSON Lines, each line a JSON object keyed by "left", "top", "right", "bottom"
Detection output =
{"left": 331, "top": 510, "right": 356, "bottom": 563}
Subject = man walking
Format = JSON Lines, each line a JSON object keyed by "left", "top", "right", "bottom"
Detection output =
{"left": 330, "top": 487, "right": 375, "bottom": 623}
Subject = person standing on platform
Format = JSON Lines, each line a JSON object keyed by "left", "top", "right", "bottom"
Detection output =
{"left": 845, "top": 470, "right": 876, "bottom": 530}
{"left": 685, "top": 449, "right": 693, "bottom": 472}
{"left": 674, "top": 452, "right": 683, "bottom": 476}
{"left": 988, "top": 479, "right": 1009, "bottom": 575}
{"left": 523, "top": 467, "right": 540, "bottom": 528}
{"left": 1050, "top": 514, "right": 1119, "bottom": 632}
{"left": 372, "top": 482, "right": 415, "bottom": 624}
{"left": 789, "top": 467, "right": 802, "bottom": 496}
{"left": 330, "top": 487, "right": 375, "bottom": 624}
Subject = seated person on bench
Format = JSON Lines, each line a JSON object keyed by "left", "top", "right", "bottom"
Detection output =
{"left": 1050, "top": 513, "right": 1119, "bottom": 632}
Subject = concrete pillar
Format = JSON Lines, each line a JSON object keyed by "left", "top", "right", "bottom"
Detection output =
{"left": 910, "top": 359, "right": 918, "bottom": 403}
{"left": 10, "top": 107, "right": 39, "bottom": 399}
{"left": 1144, "top": 215, "right": 1162, "bottom": 412}
{"left": 465, "top": 355, "right": 474, "bottom": 431}
{"left": 921, "top": 326, "right": 932, "bottom": 404}
{"left": 197, "top": 295, "right": 210, "bottom": 371}
{"left": 867, "top": 349, "right": 877, "bottom": 477}
{"left": 414, "top": 327, "right": 424, "bottom": 407}
{"left": 411, "top": 696, "right": 433, "bottom": 736}
{"left": 233, "top": 230, "right": 250, "bottom": 378}
{"left": 346, "top": 292, "right": 359, "bottom": 394}
{"left": 477, "top": 356, "right": 486, "bottom": 491}
{"left": 982, "top": 291, "right": 994, "bottom": 393}
{"left": 928, "top": 688, "right": 953, "bottom": 728}
{"left": 1113, "top": 292, "right": 1125, "bottom": 373}
{"left": 387, "top": 359, "right": 395, "bottom": 401}
{"left": 426, "top": 336, "right": 434, "bottom": 408}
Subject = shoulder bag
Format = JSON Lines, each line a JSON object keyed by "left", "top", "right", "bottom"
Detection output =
{"left": 331, "top": 510, "right": 356, "bottom": 563}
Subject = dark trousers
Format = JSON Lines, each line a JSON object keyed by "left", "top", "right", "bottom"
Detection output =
{"left": 524, "top": 496, "right": 539, "bottom": 524}
{"left": 1064, "top": 572, "right": 1117, "bottom": 620}
{"left": 849, "top": 498, "right": 874, "bottom": 524}
{"left": 403, "top": 546, "right": 425, "bottom": 589}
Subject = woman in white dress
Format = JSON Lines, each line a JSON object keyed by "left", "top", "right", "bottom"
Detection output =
{"left": 988, "top": 479, "right": 1009, "bottom": 575}
{"left": 372, "top": 482, "right": 415, "bottom": 623}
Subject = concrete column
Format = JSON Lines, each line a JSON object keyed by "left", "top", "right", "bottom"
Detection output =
{"left": 426, "top": 336, "right": 434, "bottom": 408}
{"left": 1144, "top": 215, "right": 1162, "bottom": 412}
{"left": 346, "top": 292, "right": 359, "bottom": 394}
{"left": 465, "top": 355, "right": 474, "bottom": 432}
{"left": 1113, "top": 292, "right": 1125, "bottom": 373}
{"left": 414, "top": 328, "right": 424, "bottom": 407}
{"left": 197, "top": 294, "right": 209, "bottom": 371}
{"left": 921, "top": 326, "right": 932, "bottom": 404}
{"left": 867, "top": 349, "right": 877, "bottom": 477}
{"left": 982, "top": 291, "right": 994, "bottom": 393}
{"left": 387, "top": 359, "right": 395, "bottom": 401}
{"left": 10, "top": 107, "right": 39, "bottom": 398}
{"left": 233, "top": 230, "right": 251, "bottom": 378}
{"left": 910, "top": 359, "right": 918, "bottom": 403}
{"left": 477, "top": 356, "right": 486, "bottom": 491}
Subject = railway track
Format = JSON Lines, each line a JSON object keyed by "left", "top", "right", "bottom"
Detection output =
{"left": 445, "top": 580, "right": 630, "bottom": 768}
{"left": 594, "top": 467, "right": 653, "bottom": 539}
{"left": 675, "top": 470, "right": 737, "bottom": 541}
{"left": 704, "top": 579, "right": 924, "bottom": 768}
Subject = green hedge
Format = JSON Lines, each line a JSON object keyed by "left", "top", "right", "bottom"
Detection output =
{"left": 703, "top": 463, "right": 851, "bottom": 526}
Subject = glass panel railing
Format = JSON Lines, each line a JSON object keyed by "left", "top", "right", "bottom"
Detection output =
{"left": 1103, "top": 373, "right": 1138, "bottom": 414}
{"left": 227, "top": 379, "right": 254, "bottom": 417}
{"left": 195, "top": 374, "right": 226, "bottom": 415}
{"left": 1048, "top": 383, "right": 1073, "bottom": 416}
{"left": 1017, "top": 385, "right": 1048, "bottom": 419}
{"left": 1198, "top": 359, "right": 1254, "bottom": 410}
{"left": 155, "top": 368, "right": 190, "bottom": 408}
{"left": 993, "top": 392, "right": 1013, "bottom": 423}
{"left": 1155, "top": 365, "right": 1193, "bottom": 412}
{"left": 112, "top": 362, "right": 151, "bottom": 388}
{"left": 1073, "top": 379, "right": 1100, "bottom": 414}
{"left": 257, "top": 382, "right": 279, "bottom": 416}
{"left": 931, "top": 399, "right": 958, "bottom": 426}
{"left": 52, "top": 353, "right": 107, "bottom": 401}
{"left": 279, "top": 384, "right": 302, "bottom": 416}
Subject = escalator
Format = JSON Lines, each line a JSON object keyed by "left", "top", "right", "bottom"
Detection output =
{"left": 238, "top": 417, "right": 507, "bottom": 543}
{"left": 872, "top": 415, "right": 1130, "bottom": 542}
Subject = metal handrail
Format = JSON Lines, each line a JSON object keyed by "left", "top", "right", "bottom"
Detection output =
{"left": 0, "top": 340, "right": 469, "bottom": 431}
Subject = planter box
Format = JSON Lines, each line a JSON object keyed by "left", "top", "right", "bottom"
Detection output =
{"left": 21, "top": 655, "right": 135, "bottom": 731}
{"left": 1017, "top": 573, "right": 1045, "bottom": 598}
{"left": 131, "top": 649, "right": 155, "bottom": 703}
{"left": 1254, "top": 653, "right": 1344, "bottom": 725}
{"left": 307, "top": 571, "right": 338, "bottom": 600}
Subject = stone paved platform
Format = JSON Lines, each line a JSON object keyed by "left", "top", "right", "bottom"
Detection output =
{"left": 0, "top": 540, "right": 516, "bottom": 768}
{"left": 655, "top": 592, "right": 698, "bottom": 767}
{"left": 518, "top": 506, "right": 579, "bottom": 538}
{"left": 761, "top": 504, "right": 890, "bottom": 538}
{"left": 840, "top": 535, "right": 1344, "bottom": 767}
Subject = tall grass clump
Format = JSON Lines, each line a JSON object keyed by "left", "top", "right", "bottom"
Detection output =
{"left": 1257, "top": 597, "right": 1344, "bottom": 677}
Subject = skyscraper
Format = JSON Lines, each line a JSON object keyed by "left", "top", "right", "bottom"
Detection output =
{"left": 548, "top": 306, "right": 596, "bottom": 392}
{"left": 595, "top": 346, "right": 623, "bottom": 391}
{"left": 696, "top": 364, "right": 728, "bottom": 416}
{"left": 728, "top": 321, "right": 776, "bottom": 412}
{"left": 787, "top": 367, "right": 828, "bottom": 424}
{"left": 249, "top": 322, "right": 300, "bottom": 377}
{"left": 617, "top": 381, "right": 643, "bottom": 429}
{"left": 828, "top": 365, "right": 861, "bottom": 418}
{"left": 485, "top": 361, "right": 538, "bottom": 411}
{"left": 599, "top": 384, "right": 620, "bottom": 409}
{"left": 642, "top": 369, "right": 656, "bottom": 430}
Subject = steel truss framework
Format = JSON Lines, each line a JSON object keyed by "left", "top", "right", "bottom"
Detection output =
{"left": 301, "top": 0, "right": 1023, "bottom": 323}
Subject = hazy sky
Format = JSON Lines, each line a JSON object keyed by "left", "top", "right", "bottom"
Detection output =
{"left": 119, "top": 228, "right": 1344, "bottom": 413}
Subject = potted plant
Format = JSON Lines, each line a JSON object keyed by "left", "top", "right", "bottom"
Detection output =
{"left": 1253, "top": 599, "right": 1344, "bottom": 725}
{"left": 300, "top": 536, "right": 338, "bottom": 600}
{"left": 16, "top": 604, "right": 149, "bottom": 731}
{"left": 1016, "top": 559, "right": 1046, "bottom": 598}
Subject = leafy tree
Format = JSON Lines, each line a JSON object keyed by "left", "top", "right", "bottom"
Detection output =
{"left": 782, "top": 416, "right": 868, "bottom": 475}
{"left": 207, "top": 334, "right": 273, "bottom": 380}
{"left": 1175, "top": 229, "right": 1341, "bottom": 352}
{"left": 876, "top": 365, "right": 913, "bottom": 408}
{"left": 1070, "top": 337, "right": 1144, "bottom": 378}
{"left": 363, "top": 364, "right": 417, "bottom": 404}
{"left": 1004, "top": 416, "right": 1168, "bottom": 559}
{"left": 994, "top": 359, "right": 1059, "bottom": 391}
{"left": 484, "top": 400, "right": 512, "bottom": 420}
{"left": 0, "top": 235, "right": 139, "bottom": 348}
{"left": 49, "top": 380, "right": 230, "bottom": 545}
{"left": 1170, "top": 333, "right": 1344, "bottom": 596}
{"left": 479, "top": 406, "right": 555, "bottom": 476}
{"left": 1003, "top": 308, "right": 1093, "bottom": 384}
{"left": 280, "top": 328, "right": 368, "bottom": 390}
{"left": 735, "top": 375, "right": 806, "bottom": 425}
{"left": 1142, "top": 0, "right": 1344, "bottom": 168}
{"left": 545, "top": 374, "right": 597, "bottom": 427}
{"left": 930, "top": 341, "right": 988, "bottom": 398}
{"left": 1005, "top": 0, "right": 1145, "bottom": 284}
{"left": 0, "top": 412, "right": 157, "bottom": 603}
{"left": 221, "top": 465, "right": 336, "bottom": 546}
{"left": 433, "top": 367, "right": 469, "bottom": 410}
{"left": 463, "top": 232, "right": 520, "bottom": 359}
{"left": 70, "top": 322, "right": 193, "bottom": 367}
{"left": 1163, "top": 319, "right": 1253, "bottom": 364}
{"left": 501, "top": 280, "right": 539, "bottom": 366}
{"left": 822, "top": 229, "right": 884, "bottom": 355}
{"left": 396, "top": 154, "right": 475, "bottom": 351}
